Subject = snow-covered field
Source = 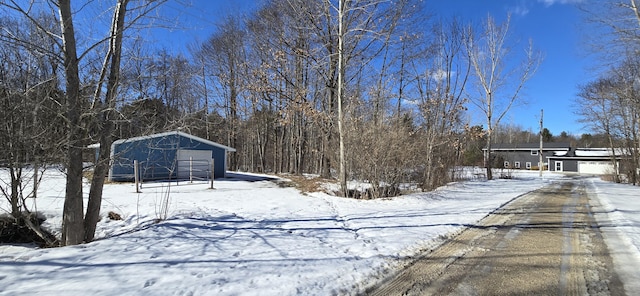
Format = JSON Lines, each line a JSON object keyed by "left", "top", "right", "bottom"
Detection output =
{"left": 0, "top": 170, "right": 639, "bottom": 295}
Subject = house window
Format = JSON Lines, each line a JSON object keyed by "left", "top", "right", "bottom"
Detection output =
{"left": 514, "top": 161, "right": 520, "bottom": 169}
{"left": 504, "top": 161, "right": 510, "bottom": 168}
{"left": 526, "top": 162, "right": 532, "bottom": 169}
{"left": 531, "top": 150, "right": 538, "bottom": 155}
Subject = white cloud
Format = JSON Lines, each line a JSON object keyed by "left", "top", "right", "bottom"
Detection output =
{"left": 430, "top": 69, "right": 448, "bottom": 82}
{"left": 512, "top": 4, "right": 530, "bottom": 16}
{"left": 507, "top": 0, "right": 530, "bottom": 17}
{"left": 538, "top": 0, "right": 586, "bottom": 7}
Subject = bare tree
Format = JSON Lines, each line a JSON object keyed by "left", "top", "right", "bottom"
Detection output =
{"left": 578, "top": 2, "right": 640, "bottom": 167}
{"left": 55, "top": 0, "right": 86, "bottom": 245}
{"left": 616, "top": 58, "right": 640, "bottom": 185}
{"left": 327, "top": 0, "right": 411, "bottom": 195}
{"left": 466, "top": 14, "right": 541, "bottom": 180}
{"left": 579, "top": 0, "right": 640, "bottom": 184}
{"left": 336, "top": 0, "right": 348, "bottom": 196}
{"left": 1, "top": 0, "right": 166, "bottom": 245}
{"left": 0, "top": 13, "right": 63, "bottom": 245}
{"left": 84, "top": 0, "right": 130, "bottom": 243}
{"left": 580, "top": 0, "right": 640, "bottom": 64}
{"left": 414, "top": 17, "right": 471, "bottom": 190}
{"left": 575, "top": 55, "right": 640, "bottom": 184}
{"left": 576, "top": 77, "right": 623, "bottom": 182}
{"left": 197, "top": 17, "right": 247, "bottom": 171}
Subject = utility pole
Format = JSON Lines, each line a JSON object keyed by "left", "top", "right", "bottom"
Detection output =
{"left": 539, "top": 109, "right": 543, "bottom": 177}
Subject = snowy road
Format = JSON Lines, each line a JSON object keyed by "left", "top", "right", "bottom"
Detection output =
{"left": 368, "top": 180, "right": 626, "bottom": 295}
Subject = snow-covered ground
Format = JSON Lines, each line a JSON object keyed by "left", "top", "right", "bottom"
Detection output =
{"left": 0, "top": 170, "right": 639, "bottom": 295}
{"left": 585, "top": 178, "right": 640, "bottom": 294}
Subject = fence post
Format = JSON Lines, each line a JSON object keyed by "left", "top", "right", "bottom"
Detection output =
{"left": 134, "top": 160, "right": 140, "bottom": 193}
{"left": 210, "top": 159, "right": 215, "bottom": 189}
{"left": 189, "top": 156, "right": 193, "bottom": 183}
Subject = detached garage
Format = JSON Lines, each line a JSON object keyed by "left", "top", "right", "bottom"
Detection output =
{"left": 108, "top": 131, "right": 235, "bottom": 182}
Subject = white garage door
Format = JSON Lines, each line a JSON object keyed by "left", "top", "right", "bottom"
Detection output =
{"left": 177, "top": 149, "right": 212, "bottom": 179}
{"left": 578, "top": 161, "right": 613, "bottom": 175}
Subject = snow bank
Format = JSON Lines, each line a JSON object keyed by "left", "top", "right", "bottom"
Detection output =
{"left": 586, "top": 178, "right": 640, "bottom": 295}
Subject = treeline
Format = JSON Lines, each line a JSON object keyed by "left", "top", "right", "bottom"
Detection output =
{"left": 113, "top": 0, "right": 473, "bottom": 194}
{"left": 492, "top": 125, "right": 609, "bottom": 148}
{"left": 1, "top": 0, "right": 494, "bottom": 199}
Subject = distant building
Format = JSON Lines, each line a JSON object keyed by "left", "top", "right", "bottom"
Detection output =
{"left": 483, "top": 142, "right": 570, "bottom": 170}
{"left": 547, "top": 148, "right": 622, "bottom": 175}
{"left": 485, "top": 143, "right": 621, "bottom": 175}
{"left": 106, "top": 131, "right": 236, "bottom": 182}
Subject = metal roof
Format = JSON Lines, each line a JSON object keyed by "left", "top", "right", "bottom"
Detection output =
{"left": 484, "top": 142, "right": 571, "bottom": 151}
{"left": 112, "top": 130, "right": 236, "bottom": 152}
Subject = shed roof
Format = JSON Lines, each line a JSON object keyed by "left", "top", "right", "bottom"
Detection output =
{"left": 112, "top": 131, "right": 236, "bottom": 152}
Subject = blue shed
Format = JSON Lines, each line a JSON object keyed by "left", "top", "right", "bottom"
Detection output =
{"left": 108, "top": 131, "right": 235, "bottom": 182}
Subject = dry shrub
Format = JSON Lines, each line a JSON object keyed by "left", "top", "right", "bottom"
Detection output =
{"left": 107, "top": 211, "right": 122, "bottom": 220}
{"left": 600, "top": 174, "right": 617, "bottom": 183}
{"left": 276, "top": 174, "right": 329, "bottom": 193}
{"left": 0, "top": 213, "right": 58, "bottom": 247}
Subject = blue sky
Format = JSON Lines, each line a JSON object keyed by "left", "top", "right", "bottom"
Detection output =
{"left": 428, "top": 0, "right": 592, "bottom": 136}
{"left": 153, "top": 0, "right": 593, "bottom": 136}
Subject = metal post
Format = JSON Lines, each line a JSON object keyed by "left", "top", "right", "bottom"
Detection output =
{"left": 210, "top": 159, "right": 215, "bottom": 189}
{"left": 189, "top": 156, "right": 193, "bottom": 183}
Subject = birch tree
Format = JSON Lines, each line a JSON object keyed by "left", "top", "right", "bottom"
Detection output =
{"left": 466, "top": 14, "right": 541, "bottom": 180}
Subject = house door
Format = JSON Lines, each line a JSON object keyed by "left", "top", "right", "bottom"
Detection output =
{"left": 555, "top": 161, "right": 563, "bottom": 172}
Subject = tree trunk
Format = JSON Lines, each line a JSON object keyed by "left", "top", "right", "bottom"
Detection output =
{"left": 606, "top": 130, "right": 621, "bottom": 183}
{"left": 59, "top": 0, "right": 86, "bottom": 246}
{"left": 228, "top": 56, "right": 239, "bottom": 171}
{"left": 484, "top": 127, "right": 493, "bottom": 180}
{"left": 85, "top": 0, "right": 129, "bottom": 242}
{"left": 321, "top": 130, "right": 332, "bottom": 178}
{"left": 337, "top": 0, "right": 347, "bottom": 197}
{"left": 9, "top": 167, "right": 21, "bottom": 217}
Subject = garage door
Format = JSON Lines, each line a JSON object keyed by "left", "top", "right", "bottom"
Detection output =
{"left": 578, "top": 161, "right": 613, "bottom": 175}
{"left": 177, "top": 149, "right": 212, "bottom": 179}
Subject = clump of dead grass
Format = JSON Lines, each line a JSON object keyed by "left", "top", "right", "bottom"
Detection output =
{"left": 275, "top": 174, "right": 331, "bottom": 194}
